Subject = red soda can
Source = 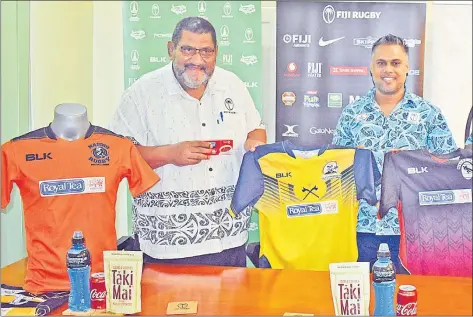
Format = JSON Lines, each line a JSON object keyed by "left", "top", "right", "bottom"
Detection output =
{"left": 90, "top": 272, "right": 107, "bottom": 310}
{"left": 396, "top": 285, "right": 418, "bottom": 316}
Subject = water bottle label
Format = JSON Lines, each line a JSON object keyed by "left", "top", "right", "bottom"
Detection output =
{"left": 373, "top": 263, "right": 395, "bottom": 283}
{"left": 67, "top": 249, "right": 91, "bottom": 268}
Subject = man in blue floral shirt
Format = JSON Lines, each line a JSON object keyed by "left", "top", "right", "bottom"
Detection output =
{"left": 332, "top": 34, "right": 457, "bottom": 271}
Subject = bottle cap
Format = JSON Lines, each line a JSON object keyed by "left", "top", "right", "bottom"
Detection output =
{"left": 377, "top": 243, "right": 391, "bottom": 257}
{"left": 72, "top": 231, "right": 85, "bottom": 244}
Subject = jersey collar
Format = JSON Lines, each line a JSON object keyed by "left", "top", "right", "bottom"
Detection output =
{"left": 282, "top": 140, "right": 330, "bottom": 159}
{"left": 45, "top": 123, "right": 96, "bottom": 140}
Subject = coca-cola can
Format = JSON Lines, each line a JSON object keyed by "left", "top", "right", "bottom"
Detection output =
{"left": 90, "top": 272, "right": 107, "bottom": 310}
{"left": 396, "top": 284, "right": 417, "bottom": 316}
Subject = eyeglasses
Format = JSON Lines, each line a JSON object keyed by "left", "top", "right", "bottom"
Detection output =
{"left": 178, "top": 45, "right": 215, "bottom": 59}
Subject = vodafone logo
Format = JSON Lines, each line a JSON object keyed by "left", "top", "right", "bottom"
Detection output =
{"left": 284, "top": 62, "right": 300, "bottom": 77}
{"left": 330, "top": 66, "right": 368, "bottom": 76}
{"left": 287, "top": 62, "right": 297, "bottom": 72}
{"left": 90, "top": 289, "right": 106, "bottom": 300}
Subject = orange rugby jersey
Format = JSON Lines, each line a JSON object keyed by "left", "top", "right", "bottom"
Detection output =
{"left": 1, "top": 124, "right": 160, "bottom": 294}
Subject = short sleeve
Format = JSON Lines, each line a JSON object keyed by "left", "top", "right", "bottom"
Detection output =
{"left": 426, "top": 109, "right": 457, "bottom": 154}
{"left": 2, "top": 142, "right": 19, "bottom": 210}
{"left": 353, "top": 148, "right": 380, "bottom": 206}
{"left": 123, "top": 139, "right": 160, "bottom": 197}
{"left": 229, "top": 151, "right": 264, "bottom": 216}
{"left": 332, "top": 108, "right": 354, "bottom": 146}
{"left": 238, "top": 79, "right": 265, "bottom": 133}
{"left": 109, "top": 86, "right": 149, "bottom": 146}
{"left": 378, "top": 151, "right": 401, "bottom": 218}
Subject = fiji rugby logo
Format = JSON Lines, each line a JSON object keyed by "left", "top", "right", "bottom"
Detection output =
{"left": 89, "top": 143, "right": 110, "bottom": 166}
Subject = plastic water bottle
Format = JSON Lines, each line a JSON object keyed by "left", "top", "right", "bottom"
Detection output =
{"left": 372, "top": 243, "right": 396, "bottom": 316}
{"left": 66, "top": 231, "right": 91, "bottom": 312}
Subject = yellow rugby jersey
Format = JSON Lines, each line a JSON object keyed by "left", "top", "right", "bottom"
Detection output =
{"left": 230, "top": 141, "right": 380, "bottom": 270}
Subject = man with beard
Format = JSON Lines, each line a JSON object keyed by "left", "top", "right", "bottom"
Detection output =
{"left": 332, "top": 34, "right": 457, "bottom": 272}
{"left": 109, "top": 17, "right": 266, "bottom": 266}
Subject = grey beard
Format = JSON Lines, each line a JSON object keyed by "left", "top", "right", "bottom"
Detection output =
{"left": 173, "top": 61, "right": 211, "bottom": 89}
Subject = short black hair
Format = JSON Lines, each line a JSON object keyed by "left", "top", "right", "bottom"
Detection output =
{"left": 171, "top": 17, "right": 217, "bottom": 47}
{"left": 371, "top": 34, "right": 409, "bottom": 55}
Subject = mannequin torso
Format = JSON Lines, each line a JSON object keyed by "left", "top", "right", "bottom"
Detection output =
{"left": 50, "top": 103, "right": 90, "bottom": 141}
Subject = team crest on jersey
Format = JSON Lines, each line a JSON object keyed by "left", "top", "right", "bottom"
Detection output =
{"left": 322, "top": 161, "right": 340, "bottom": 180}
{"left": 88, "top": 143, "right": 110, "bottom": 166}
{"left": 457, "top": 158, "right": 472, "bottom": 180}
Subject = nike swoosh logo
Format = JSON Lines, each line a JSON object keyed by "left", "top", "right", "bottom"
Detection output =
{"left": 319, "top": 36, "right": 345, "bottom": 47}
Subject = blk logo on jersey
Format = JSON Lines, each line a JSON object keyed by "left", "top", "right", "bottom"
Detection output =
{"left": 26, "top": 153, "right": 53, "bottom": 161}
{"left": 89, "top": 143, "right": 110, "bottom": 166}
{"left": 276, "top": 172, "right": 292, "bottom": 179}
{"left": 408, "top": 167, "right": 428, "bottom": 174}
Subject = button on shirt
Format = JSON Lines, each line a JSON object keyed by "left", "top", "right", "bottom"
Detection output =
{"left": 109, "top": 63, "right": 265, "bottom": 259}
{"left": 333, "top": 88, "right": 457, "bottom": 235}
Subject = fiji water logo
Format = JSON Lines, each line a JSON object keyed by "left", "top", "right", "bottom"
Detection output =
{"left": 286, "top": 203, "right": 322, "bottom": 217}
{"left": 89, "top": 143, "right": 110, "bottom": 166}
{"left": 40, "top": 179, "right": 85, "bottom": 196}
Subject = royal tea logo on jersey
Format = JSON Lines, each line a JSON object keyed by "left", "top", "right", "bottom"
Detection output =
{"left": 419, "top": 190, "right": 455, "bottom": 205}
{"left": 89, "top": 143, "right": 110, "bottom": 166}
{"left": 322, "top": 161, "right": 340, "bottom": 180}
{"left": 39, "top": 177, "right": 106, "bottom": 197}
{"left": 286, "top": 201, "right": 338, "bottom": 217}
{"left": 420, "top": 189, "right": 472, "bottom": 206}
{"left": 457, "top": 158, "right": 472, "bottom": 180}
